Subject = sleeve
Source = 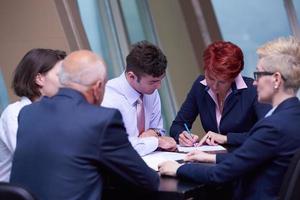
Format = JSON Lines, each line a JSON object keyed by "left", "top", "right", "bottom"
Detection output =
{"left": 225, "top": 86, "right": 271, "bottom": 146}
{"left": 128, "top": 136, "right": 158, "bottom": 156}
{"left": 0, "top": 105, "right": 19, "bottom": 153}
{"left": 177, "top": 122, "right": 280, "bottom": 184}
{"left": 226, "top": 132, "right": 249, "bottom": 146}
{"left": 149, "top": 90, "right": 165, "bottom": 135}
{"left": 99, "top": 110, "right": 159, "bottom": 191}
{"left": 170, "top": 81, "right": 199, "bottom": 142}
{"left": 215, "top": 152, "right": 231, "bottom": 163}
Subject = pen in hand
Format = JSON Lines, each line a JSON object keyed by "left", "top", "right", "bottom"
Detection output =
{"left": 184, "top": 123, "right": 192, "bottom": 134}
{"left": 184, "top": 123, "right": 195, "bottom": 141}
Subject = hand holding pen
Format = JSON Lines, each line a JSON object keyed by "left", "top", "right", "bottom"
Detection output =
{"left": 178, "top": 123, "right": 199, "bottom": 147}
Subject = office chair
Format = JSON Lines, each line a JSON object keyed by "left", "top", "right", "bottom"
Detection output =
{"left": 279, "top": 149, "right": 300, "bottom": 200}
{"left": 0, "top": 182, "right": 36, "bottom": 200}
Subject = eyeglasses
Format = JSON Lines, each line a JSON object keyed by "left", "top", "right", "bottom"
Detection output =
{"left": 253, "top": 71, "right": 274, "bottom": 81}
{"left": 253, "top": 71, "right": 286, "bottom": 81}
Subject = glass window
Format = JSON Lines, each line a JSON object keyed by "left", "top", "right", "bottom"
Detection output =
{"left": 77, "top": 0, "right": 177, "bottom": 130}
{"left": 0, "top": 70, "right": 9, "bottom": 113}
{"left": 119, "top": 0, "right": 156, "bottom": 44}
{"left": 118, "top": 0, "right": 176, "bottom": 128}
{"left": 211, "top": 0, "right": 291, "bottom": 77}
{"left": 292, "top": 0, "right": 300, "bottom": 23}
{"left": 77, "top": 0, "right": 125, "bottom": 78}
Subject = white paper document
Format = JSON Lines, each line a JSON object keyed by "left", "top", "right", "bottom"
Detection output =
{"left": 177, "top": 145, "right": 226, "bottom": 153}
{"left": 142, "top": 151, "right": 186, "bottom": 171}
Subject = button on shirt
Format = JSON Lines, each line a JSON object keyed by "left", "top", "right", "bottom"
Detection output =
{"left": 102, "top": 73, "right": 165, "bottom": 156}
{"left": 0, "top": 97, "right": 31, "bottom": 182}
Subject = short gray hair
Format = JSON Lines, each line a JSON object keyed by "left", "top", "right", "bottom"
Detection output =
{"left": 257, "top": 36, "right": 300, "bottom": 58}
{"left": 59, "top": 62, "right": 106, "bottom": 87}
{"left": 260, "top": 54, "right": 300, "bottom": 92}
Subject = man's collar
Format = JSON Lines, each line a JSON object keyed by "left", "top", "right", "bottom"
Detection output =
{"left": 120, "top": 73, "right": 142, "bottom": 105}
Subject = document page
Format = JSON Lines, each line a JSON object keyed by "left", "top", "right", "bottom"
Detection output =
{"left": 177, "top": 145, "right": 226, "bottom": 153}
{"left": 142, "top": 151, "right": 186, "bottom": 171}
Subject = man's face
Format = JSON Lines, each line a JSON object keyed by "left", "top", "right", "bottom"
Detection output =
{"left": 131, "top": 73, "right": 165, "bottom": 95}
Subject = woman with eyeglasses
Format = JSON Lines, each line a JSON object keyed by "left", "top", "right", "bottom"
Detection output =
{"left": 197, "top": 37, "right": 300, "bottom": 147}
{"left": 159, "top": 36, "right": 300, "bottom": 200}
{"left": 0, "top": 48, "right": 66, "bottom": 182}
{"left": 170, "top": 41, "right": 270, "bottom": 147}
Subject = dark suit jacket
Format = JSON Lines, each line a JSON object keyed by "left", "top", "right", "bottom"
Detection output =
{"left": 10, "top": 88, "right": 159, "bottom": 200}
{"left": 177, "top": 97, "right": 300, "bottom": 200}
{"left": 170, "top": 75, "right": 270, "bottom": 143}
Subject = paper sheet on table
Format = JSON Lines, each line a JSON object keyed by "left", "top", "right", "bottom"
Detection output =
{"left": 177, "top": 145, "right": 226, "bottom": 153}
{"left": 142, "top": 151, "right": 186, "bottom": 171}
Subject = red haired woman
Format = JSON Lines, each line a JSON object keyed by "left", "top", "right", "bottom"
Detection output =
{"left": 170, "top": 41, "right": 270, "bottom": 147}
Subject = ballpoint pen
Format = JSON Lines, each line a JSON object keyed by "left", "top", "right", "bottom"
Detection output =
{"left": 184, "top": 123, "right": 193, "bottom": 140}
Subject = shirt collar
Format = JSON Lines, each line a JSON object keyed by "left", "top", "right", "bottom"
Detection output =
{"left": 264, "top": 106, "right": 277, "bottom": 118}
{"left": 20, "top": 96, "right": 32, "bottom": 104}
{"left": 200, "top": 73, "right": 248, "bottom": 90}
{"left": 119, "top": 73, "right": 142, "bottom": 106}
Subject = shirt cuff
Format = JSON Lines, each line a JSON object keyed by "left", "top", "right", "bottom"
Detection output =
{"left": 129, "top": 136, "right": 159, "bottom": 156}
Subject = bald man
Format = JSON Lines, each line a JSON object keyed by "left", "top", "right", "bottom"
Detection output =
{"left": 10, "top": 50, "right": 159, "bottom": 200}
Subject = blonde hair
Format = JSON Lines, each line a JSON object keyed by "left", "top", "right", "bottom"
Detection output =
{"left": 257, "top": 36, "right": 300, "bottom": 58}
{"left": 260, "top": 54, "right": 300, "bottom": 92}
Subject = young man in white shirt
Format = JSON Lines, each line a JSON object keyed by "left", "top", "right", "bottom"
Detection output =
{"left": 102, "top": 41, "right": 177, "bottom": 156}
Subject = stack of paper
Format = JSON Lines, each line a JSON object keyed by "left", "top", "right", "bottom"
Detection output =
{"left": 142, "top": 145, "right": 226, "bottom": 171}
{"left": 142, "top": 151, "right": 186, "bottom": 171}
{"left": 177, "top": 145, "right": 226, "bottom": 153}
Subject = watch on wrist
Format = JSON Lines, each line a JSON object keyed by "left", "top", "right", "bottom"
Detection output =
{"left": 149, "top": 128, "right": 161, "bottom": 137}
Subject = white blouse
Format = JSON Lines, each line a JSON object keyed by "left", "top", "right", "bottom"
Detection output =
{"left": 0, "top": 97, "right": 31, "bottom": 182}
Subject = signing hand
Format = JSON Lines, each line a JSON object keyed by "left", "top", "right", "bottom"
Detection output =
{"left": 158, "top": 160, "right": 182, "bottom": 177}
{"left": 198, "top": 131, "right": 227, "bottom": 146}
{"left": 178, "top": 131, "right": 199, "bottom": 147}
{"left": 185, "top": 150, "right": 216, "bottom": 163}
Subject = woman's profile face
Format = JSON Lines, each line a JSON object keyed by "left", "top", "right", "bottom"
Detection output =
{"left": 205, "top": 71, "right": 233, "bottom": 96}
{"left": 37, "top": 61, "right": 62, "bottom": 97}
{"left": 253, "top": 60, "right": 275, "bottom": 104}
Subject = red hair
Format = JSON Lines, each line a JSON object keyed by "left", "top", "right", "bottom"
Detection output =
{"left": 203, "top": 41, "right": 244, "bottom": 80}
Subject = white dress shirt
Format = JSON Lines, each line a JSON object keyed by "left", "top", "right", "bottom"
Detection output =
{"left": 264, "top": 106, "right": 277, "bottom": 118}
{"left": 0, "top": 97, "right": 31, "bottom": 182}
{"left": 102, "top": 73, "right": 165, "bottom": 156}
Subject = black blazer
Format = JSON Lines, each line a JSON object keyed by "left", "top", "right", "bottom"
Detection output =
{"left": 177, "top": 97, "right": 300, "bottom": 200}
{"left": 170, "top": 75, "right": 270, "bottom": 142}
{"left": 10, "top": 88, "right": 159, "bottom": 200}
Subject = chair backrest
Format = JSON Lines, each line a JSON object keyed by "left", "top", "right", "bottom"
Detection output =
{"left": 0, "top": 182, "right": 36, "bottom": 200}
{"left": 279, "top": 149, "right": 300, "bottom": 200}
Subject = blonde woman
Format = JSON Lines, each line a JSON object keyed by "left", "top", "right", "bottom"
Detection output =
{"left": 159, "top": 37, "right": 300, "bottom": 199}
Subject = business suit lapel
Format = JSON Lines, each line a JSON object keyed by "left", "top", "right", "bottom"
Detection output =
{"left": 204, "top": 92, "right": 218, "bottom": 130}
{"left": 222, "top": 84, "right": 240, "bottom": 119}
{"left": 222, "top": 90, "right": 239, "bottom": 118}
